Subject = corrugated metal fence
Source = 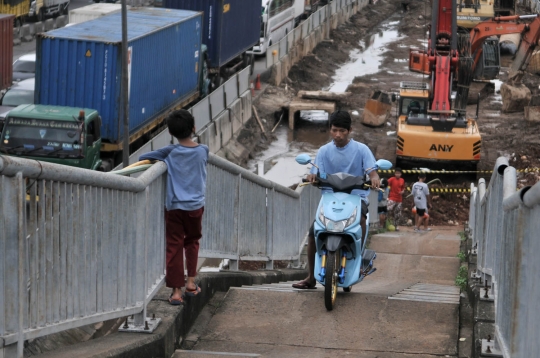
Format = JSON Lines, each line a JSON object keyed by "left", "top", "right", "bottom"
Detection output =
{"left": 0, "top": 150, "right": 319, "bottom": 356}
{"left": 468, "top": 157, "right": 540, "bottom": 357}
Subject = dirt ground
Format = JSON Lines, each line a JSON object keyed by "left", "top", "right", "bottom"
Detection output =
{"left": 237, "top": 0, "right": 540, "bottom": 231}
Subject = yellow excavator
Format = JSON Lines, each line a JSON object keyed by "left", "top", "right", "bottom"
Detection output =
{"left": 457, "top": 0, "right": 494, "bottom": 29}
{"left": 391, "top": 0, "right": 540, "bottom": 169}
{"left": 393, "top": 0, "right": 482, "bottom": 169}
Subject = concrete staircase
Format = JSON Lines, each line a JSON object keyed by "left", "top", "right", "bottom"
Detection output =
{"left": 174, "top": 227, "right": 463, "bottom": 358}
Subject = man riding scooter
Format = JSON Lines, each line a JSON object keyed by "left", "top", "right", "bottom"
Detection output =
{"left": 292, "top": 110, "right": 380, "bottom": 289}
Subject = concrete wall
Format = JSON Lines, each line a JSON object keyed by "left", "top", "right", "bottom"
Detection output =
{"left": 197, "top": 90, "right": 252, "bottom": 154}
{"left": 269, "top": 0, "right": 368, "bottom": 86}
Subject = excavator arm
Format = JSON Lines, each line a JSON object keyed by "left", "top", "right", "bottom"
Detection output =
{"left": 469, "top": 15, "right": 540, "bottom": 79}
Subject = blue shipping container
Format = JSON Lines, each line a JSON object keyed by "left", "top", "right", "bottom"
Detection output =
{"left": 163, "top": 0, "right": 260, "bottom": 69}
{"left": 35, "top": 8, "right": 203, "bottom": 144}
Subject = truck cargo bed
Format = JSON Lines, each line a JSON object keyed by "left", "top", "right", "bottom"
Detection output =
{"left": 35, "top": 8, "right": 203, "bottom": 146}
{"left": 163, "top": 0, "right": 260, "bottom": 69}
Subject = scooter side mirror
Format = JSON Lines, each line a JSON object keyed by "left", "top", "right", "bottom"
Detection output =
{"left": 295, "top": 153, "right": 312, "bottom": 165}
{"left": 376, "top": 159, "right": 393, "bottom": 170}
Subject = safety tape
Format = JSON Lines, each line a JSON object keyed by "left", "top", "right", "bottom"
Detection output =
{"left": 379, "top": 168, "right": 540, "bottom": 174}
{"left": 406, "top": 187, "right": 471, "bottom": 193}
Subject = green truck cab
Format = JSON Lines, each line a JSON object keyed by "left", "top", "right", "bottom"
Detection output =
{"left": 0, "top": 104, "right": 103, "bottom": 170}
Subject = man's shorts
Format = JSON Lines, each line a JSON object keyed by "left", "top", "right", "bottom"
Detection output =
{"left": 387, "top": 199, "right": 402, "bottom": 211}
{"left": 309, "top": 200, "right": 368, "bottom": 237}
{"left": 416, "top": 208, "right": 426, "bottom": 217}
{"left": 377, "top": 206, "right": 387, "bottom": 214}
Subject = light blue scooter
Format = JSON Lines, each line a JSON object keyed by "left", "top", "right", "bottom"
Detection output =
{"left": 296, "top": 154, "right": 393, "bottom": 310}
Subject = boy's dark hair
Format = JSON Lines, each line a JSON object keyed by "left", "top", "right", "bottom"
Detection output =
{"left": 329, "top": 110, "right": 351, "bottom": 130}
{"left": 418, "top": 172, "right": 426, "bottom": 179}
{"left": 394, "top": 167, "right": 402, "bottom": 174}
{"left": 167, "top": 109, "right": 194, "bottom": 139}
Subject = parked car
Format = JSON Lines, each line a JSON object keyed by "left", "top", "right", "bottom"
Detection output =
{"left": 0, "top": 78, "right": 35, "bottom": 107}
{"left": 12, "top": 53, "right": 36, "bottom": 82}
{"left": 0, "top": 78, "right": 35, "bottom": 132}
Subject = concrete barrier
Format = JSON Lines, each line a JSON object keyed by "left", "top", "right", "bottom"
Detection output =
{"left": 13, "top": 27, "right": 21, "bottom": 46}
{"left": 44, "top": 18, "right": 54, "bottom": 32}
{"left": 229, "top": 98, "right": 243, "bottom": 134}
{"left": 269, "top": 61, "right": 283, "bottom": 86}
{"left": 216, "top": 110, "right": 232, "bottom": 147}
{"left": 34, "top": 21, "right": 44, "bottom": 35}
{"left": 56, "top": 15, "right": 68, "bottom": 28}
{"left": 241, "top": 90, "right": 252, "bottom": 124}
{"left": 198, "top": 121, "right": 221, "bottom": 154}
{"left": 20, "top": 24, "right": 33, "bottom": 42}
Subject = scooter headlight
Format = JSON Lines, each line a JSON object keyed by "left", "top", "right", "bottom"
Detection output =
{"left": 326, "top": 219, "right": 345, "bottom": 232}
{"left": 318, "top": 207, "right": 326, "bottom": 225}
{"left": 345, "top": 208, "right": 357, "bottom": 228}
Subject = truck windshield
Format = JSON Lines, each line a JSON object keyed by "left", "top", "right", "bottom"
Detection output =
{"left": 0, "top": 117, "right": 83, "bottom": 158}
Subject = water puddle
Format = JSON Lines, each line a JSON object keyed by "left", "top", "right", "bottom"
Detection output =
{"left": 247, "top": 126, "right": 321, "bottom": 188}
{"left": 327, "top": 17, "right": 404, "bottom": 92}
{"left": 490, "top": 79, "right": 503, "bottom": 104}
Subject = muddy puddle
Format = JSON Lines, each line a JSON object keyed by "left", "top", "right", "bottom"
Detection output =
{"left": 248, "top": 16, "right": 404, "bottom": 187}
{"left": 327, "top": 17, "right": 404, "bottom": 92}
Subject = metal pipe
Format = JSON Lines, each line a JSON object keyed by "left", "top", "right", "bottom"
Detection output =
{"left": 0, "top": 155, "right": 165, "bottom": 192}
{"left": 522, "top": 180, "right": 540, "bottom": 208}
{"left": 478, "top": 178, "right": 486, "bottom": 203}
{"left": 209, "top": 153, "right": 299, "bottom": 198}
{"left": 502, "top": 167, "right": 517, "bottom": 200}
{"left": 121, "top": 0, "right": 129, "bottom": 168}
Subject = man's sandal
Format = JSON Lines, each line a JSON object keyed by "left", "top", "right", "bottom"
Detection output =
{"left": 292, "top": 280, "right": 317, "bottom": 289}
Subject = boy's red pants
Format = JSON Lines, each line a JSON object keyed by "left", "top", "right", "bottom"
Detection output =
{"left": 164, "top": 207, "right": 204, "bottom": 288}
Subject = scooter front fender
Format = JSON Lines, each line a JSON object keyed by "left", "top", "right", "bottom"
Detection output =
{"left": 326, "top": 235, "right": 346, "bottom": 252}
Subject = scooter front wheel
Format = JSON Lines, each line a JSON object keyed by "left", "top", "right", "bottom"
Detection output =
{"left": 324, "top": 251, "right": 338, "bottom": 311}
{"left": 343, "top": 286, "right": 352, "bottom": 292}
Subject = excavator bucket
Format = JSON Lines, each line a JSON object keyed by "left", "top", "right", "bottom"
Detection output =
{"left": 362, "top": 90, "right": 392, "bottom": 127}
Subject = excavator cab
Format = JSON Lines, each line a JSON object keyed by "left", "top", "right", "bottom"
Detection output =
{"left": 396, "top": 81, "right": 481, "bottom": 165}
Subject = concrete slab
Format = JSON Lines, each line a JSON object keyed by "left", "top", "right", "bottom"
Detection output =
{"left": 369, "top": 231, "right": 461, "bottom": 257}
{"left": 375, "top": 252, "right": 460, "bottom": 284}
{"left": 182, "top": 341, "right": 451, "bottom": 358}
{"left": 194, "top": 288, "right": 458, "bottom": 356}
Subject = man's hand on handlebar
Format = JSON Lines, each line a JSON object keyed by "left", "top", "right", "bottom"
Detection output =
{"left": 306, "top": 174, "right": 317, "bottom": 183}
{"left": 369, "top": 171, "right": 380, "bottom": 190}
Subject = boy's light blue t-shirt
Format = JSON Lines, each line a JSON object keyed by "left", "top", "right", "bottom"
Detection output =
{"left": 139, "top": 144, "right": 209, "bottom": 211}
{"left": 310, "top": 139, "right": 377, "bottom": 200}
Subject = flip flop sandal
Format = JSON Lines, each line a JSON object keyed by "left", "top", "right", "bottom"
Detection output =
{"left": 292, "top": 280, "right": 317, "bottom": 289}
{"left": 184, "top": 284, "right": 202, "bottom": 297}
{"left": 169, "top": 293, "right": 184, "bottom": 306}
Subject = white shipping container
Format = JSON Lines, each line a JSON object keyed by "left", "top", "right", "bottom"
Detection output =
{"left": 68, "top": 3, "right": 126, "bottom": 24}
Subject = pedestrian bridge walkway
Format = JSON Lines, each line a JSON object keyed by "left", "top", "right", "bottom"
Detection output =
{"left": 3, "top": 155, "right": 538, "bottom": 357}
{"left": 173, "top": 227, "right": 462, "bottom": 358}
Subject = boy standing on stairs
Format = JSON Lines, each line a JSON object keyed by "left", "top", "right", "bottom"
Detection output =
{"left": 140, "top": 109, "right": 209, "bottom": 305}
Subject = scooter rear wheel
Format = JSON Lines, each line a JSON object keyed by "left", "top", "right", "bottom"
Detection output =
{"left": 324, "top": 251, "right": 338, "bottom": 311}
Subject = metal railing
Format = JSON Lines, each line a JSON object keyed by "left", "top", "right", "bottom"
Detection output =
{"left": 0, "top": 155, "right": 168, "bottom": 357}
{"left": 0, "top": 150, "right": 318, "bottom": 356}
{"left": 469, "top": 157, "right": 540, "bottom": 357}
{"left": 265, "top": 0, "right": 357, "bottom": 68}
